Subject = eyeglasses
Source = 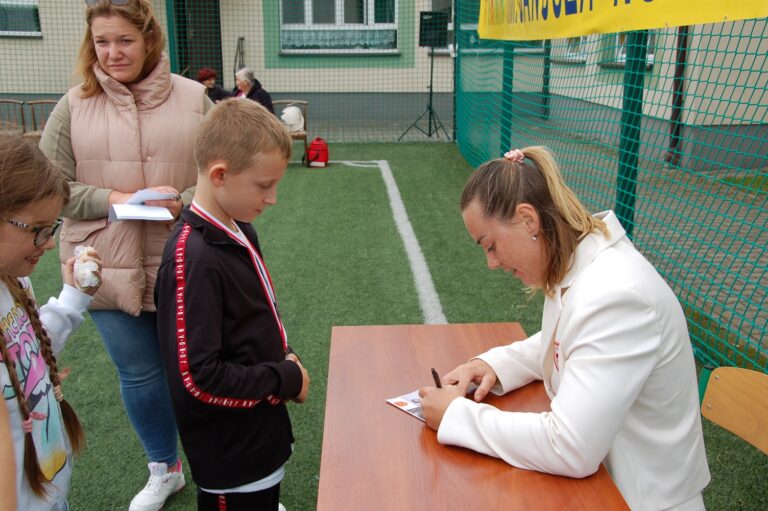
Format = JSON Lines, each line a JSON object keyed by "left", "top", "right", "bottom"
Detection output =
{"left": 0, "top": 217, "right": 63, "bottom": 247}
{"left": 85, "top": 0, "right": 130, "bottom": 6}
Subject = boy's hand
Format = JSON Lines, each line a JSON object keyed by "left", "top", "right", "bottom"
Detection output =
{"left": 286, "top": 353, "right": 310, "bottom": 403}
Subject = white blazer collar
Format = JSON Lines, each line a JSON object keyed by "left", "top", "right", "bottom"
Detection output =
{"left": 558, "top": 210, "right": 627, "bottom": 293}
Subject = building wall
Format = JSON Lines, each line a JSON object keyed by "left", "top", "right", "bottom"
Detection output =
{"left": 684, "top": 20, "right": 768, "bottom": 126}
{"left": 0, "top": 0, "right": 168, "bottom": 94}
{"left": 215, "top": 0, "right": 455, "bottom": 93}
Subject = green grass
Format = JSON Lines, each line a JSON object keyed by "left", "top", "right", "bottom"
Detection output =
{"left": 686, "top": 305, "right": 768, "bottom": 372}
{"left": 723, "top": 173, "right": 768, "bottom": 193}
{"left": 29, "top": 143, "right": 766, "bottom": 509}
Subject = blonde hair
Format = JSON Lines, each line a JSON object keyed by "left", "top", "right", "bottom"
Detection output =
{"left": 76, "top": 0, "right": 165, "bottom": 98}
{"left": 0, "top": 136, "right": 80, "bottom": 497}
{"left": 193, "top": 99, "right": 292, "bottom": 174}
{"left": 460, "top": 146, "right": 607, "bottom": 296}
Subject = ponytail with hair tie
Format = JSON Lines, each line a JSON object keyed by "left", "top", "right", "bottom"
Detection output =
{"left": 504, "top": 149, "right": 525, "bottom": 163}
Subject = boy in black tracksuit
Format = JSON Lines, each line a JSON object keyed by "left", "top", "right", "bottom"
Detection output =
{"left": 155, "top": 99, "right": 310, "bottom": 511}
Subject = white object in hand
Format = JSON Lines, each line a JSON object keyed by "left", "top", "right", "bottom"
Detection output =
{"left": 73, "top": 245, "right": 100, "bottom": 289}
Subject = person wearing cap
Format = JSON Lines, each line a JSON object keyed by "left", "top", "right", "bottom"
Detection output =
{"left": 197, "top": 67, "right": 231, "bottom": 103}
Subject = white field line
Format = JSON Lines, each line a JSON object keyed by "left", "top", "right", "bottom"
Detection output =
{"left": 337, "top": 160, "right": 447, "bottom": 325}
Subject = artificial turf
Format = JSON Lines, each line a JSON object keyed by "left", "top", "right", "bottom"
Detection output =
{"left": 29, "top": 143, "right": 766, "bottom": 510}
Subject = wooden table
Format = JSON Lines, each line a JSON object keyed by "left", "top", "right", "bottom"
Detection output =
{"left": 317, "top": 322, "right": 629, "bottom": 510}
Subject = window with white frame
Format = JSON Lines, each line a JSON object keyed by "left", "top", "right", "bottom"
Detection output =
{"left": 280, "top": 0, "right": 398, "bottom": 53}
{"left": 564, "top": 36, "right": 586, "bottom": 61}
{"left": 615, "top": 31, "right": 655, "bottom": 64}
{"left": 0, "top": 0, "right": 41, "bottom": 37}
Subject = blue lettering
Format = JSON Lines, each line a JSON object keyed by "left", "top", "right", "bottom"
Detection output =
{"left": 614, "top": 0, "right": 652, "bottom": 6}
{"left": 553, "top": 0, "right": 562, "bottom": 18}
{"left": 542, "top": 0, "right": 548, "bottom": 20}
{"left": 565, "top": 0, "right": 577, "bottom": 15}
{"left": 524, "top": 0, "right": 535, "bottom": 22}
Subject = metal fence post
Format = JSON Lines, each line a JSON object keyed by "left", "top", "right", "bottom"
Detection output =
{"left": 542, "top": 40, "right": 552, "bottom": 120}
{"left": 499, "top": 43, "right": 515, "bottom": 156}
{"left": 698, "top": 364, "right": 716, "bottom": 405}
{"left": 452, "top": 4, "right": 459, "bottom": 142}
{"left": 616, "top": 30, "right": 648, "bottom": 238}
{"left": 165, "top": 0, "right": 180, "bottom": 74}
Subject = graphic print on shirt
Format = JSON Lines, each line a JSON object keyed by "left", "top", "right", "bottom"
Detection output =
{"left": 0, "top": 301, "right": 68, "bottom": 480}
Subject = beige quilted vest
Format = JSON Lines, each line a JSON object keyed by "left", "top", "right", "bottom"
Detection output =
{"left": 59, "top": 56, "right": 205, "bottom": 315}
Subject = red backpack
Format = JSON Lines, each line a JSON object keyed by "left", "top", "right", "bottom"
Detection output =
{"left": 304, "top": 137, "right": 329, "bottom": 168}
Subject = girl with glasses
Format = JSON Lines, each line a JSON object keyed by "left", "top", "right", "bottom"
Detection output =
{"left": 0, "top": 135, "right": 102, "bottom": 511}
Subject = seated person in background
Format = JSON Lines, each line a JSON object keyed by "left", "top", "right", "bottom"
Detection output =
{"left": 196, "top": 68, "right": 231, "bottom": 103}
{"left": 233, "top": 67, "right": 274, "bottom": 114}
{"left": 419, "top": 146, "right": 710, "bottom": 511}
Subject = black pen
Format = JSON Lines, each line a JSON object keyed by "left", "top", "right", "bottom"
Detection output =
{"left": 431, "top": 367, "right": 442, "bottom": 389}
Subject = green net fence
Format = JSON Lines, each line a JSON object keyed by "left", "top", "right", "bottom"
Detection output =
{"left": 454, "top": 4, "right": 767, "bottom": 373}
{"left": 0, "top": 1, "right": 765, "bottom": 371}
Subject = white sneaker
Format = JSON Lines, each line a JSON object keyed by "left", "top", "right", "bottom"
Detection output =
{"left": 128, "top": 462, "right": 185, "bottom": 511}
{"left": 278, "top": 504, "right": 286, "bottom": 511}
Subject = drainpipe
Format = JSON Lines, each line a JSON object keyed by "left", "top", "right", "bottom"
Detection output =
{"left": 666, "top": 26, "right": 690, "bottom": 167}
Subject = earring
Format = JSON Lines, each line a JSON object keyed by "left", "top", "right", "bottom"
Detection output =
{"left": 531, "top": 234, "right": 538, "bottom": 241}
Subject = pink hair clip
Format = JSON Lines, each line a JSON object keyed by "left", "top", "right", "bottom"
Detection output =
{"left": 504, "top": 149, "right": 525, "bottom": 163}
{"left": 22, "top": 417, "right": 34, "bottom": 433}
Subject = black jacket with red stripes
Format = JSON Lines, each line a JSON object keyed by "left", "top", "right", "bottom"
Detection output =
{"left": 155, "top": 207, "right": 303, "bottom": 489}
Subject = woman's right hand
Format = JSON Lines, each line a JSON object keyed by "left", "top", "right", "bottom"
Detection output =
{"left": 286, "top": 353, "right": 310, "bottom": 403}
{"left": 142, "top": 186, "right": 183, "bottom": 220}
{"left": 444, "top": 358, "right": 499, "bottom": 402}
{"left": 108, "top": 190, "right": 133, "bottom": 206}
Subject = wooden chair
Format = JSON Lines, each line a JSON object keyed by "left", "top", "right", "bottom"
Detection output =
{"left": 273, "top": 99, "right": 308, "bottom": 163}
{"left": 0, "top": 99, "right": 26, "bottom": 136}
{"left": 701, "top": 366, "right": 768, "bottom": 454}
{"left": 24, "top": 99, "right": 58, "bottom": 141}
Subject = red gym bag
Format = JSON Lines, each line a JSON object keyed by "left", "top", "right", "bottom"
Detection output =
{"left": 304, "top": 137, "right": 329, "bottom": 168}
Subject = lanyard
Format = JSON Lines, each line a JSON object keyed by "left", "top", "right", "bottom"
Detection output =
{"left": 189, "top": 202, "right": 287, "bottom": 352}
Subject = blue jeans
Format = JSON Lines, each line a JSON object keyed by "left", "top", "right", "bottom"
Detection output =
{"left": 90, "top": 310, "right": 178, "bottom": 466}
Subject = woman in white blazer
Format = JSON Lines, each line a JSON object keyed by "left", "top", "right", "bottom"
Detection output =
{"left": 419, "top": 147, "right": 710, "bottom": 511}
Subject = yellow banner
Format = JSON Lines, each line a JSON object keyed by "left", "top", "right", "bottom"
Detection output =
{"left": 479, "top": 0, "right": 768, "bottom": 41}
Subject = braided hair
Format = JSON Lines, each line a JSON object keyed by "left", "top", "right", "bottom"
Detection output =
{"left": 0, "top": 135, "right": 80, "bottom": 497}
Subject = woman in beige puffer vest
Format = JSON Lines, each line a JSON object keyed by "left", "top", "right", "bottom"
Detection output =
{"left": 39, "top": 2, "right": 212, "bottom": 510}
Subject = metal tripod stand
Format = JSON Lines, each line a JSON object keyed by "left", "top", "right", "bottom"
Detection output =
{"left": 398, "top": 47, "right": 449, "bottom": 141}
